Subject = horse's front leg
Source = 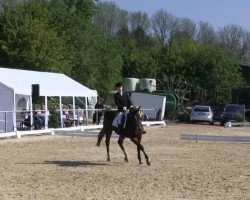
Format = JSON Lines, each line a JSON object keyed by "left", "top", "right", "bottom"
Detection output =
{"left": 140, "top": 143, "right": 150, "bottom": 166}
{"left": 137, "top": 145, "right": 142, "bottom": 164}
{"left": 118, "top": 137, "right": 129, "bottom": 162}
{"left": 130, "top": 138, "right": 150, "bottom": 166}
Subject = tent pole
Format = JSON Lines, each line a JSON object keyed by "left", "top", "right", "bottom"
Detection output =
{"left": 30, "top": 95, "right": 33, "bottom": 130}
{"left": 13, "top": 92, "right": 17, "bottom": 132}
{"left": 45, "top": 96, "right": 48, "bottom": 129}
{"left": 73, "top": 96, "right": 76, "bottom": 126}
{"left": 59, "top": 97, "right": 63, "bottom": 128}
{"left": 85, "top": 97, "right": 88, "bottom": 125}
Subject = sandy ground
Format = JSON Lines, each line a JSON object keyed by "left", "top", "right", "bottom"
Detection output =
{"left": 0, "top": 123, "right": 249, "bottom": 200}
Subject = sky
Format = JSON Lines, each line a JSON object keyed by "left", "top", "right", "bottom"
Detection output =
{"left": 104, "top": 0, "right": 250, "bottom": 31}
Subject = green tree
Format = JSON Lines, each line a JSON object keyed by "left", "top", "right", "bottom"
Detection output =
{"left": 0, "top": 0, "right": 71, "bottom": 73}
{"left": 157, "top": 36, "right": 243, "bottom": 103}
{"left": 121, "top": 38, "right": 159, "bottom": 78}
{"left": 157, "top": 36, "right": 197, "bottom": 79}
{"left": 93, "top": 1, "right": 128, "bottom": 37}
{"left": 194, "top": 44, "right": 244, "bottom": 103}
{"left": 47, "top": 0, "right": 123, "bottom": 96}
{"left": 70, "top": 25, "right": 123, "bottom": 97}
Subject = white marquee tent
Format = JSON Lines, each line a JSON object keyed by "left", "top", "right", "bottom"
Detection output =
{"left": 0, "top": 67, "right": 97, "bottom": 132}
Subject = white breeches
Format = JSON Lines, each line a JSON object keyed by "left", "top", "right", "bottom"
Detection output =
{"left": 112, "top": 112, "right": 123, "bottom": 127}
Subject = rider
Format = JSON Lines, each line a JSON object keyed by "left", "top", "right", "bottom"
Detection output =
{"left": 112, "top": 82, "right": 132, "bottom": 139}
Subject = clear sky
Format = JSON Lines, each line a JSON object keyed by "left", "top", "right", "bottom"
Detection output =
{"left": 104, "top": 0, "right": 250, "bottom": 31}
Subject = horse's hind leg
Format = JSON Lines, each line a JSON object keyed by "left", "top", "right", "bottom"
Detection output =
{"left": 105, "top": 131, "right": 112, "bottom": 161}
{"left": 96, "top": 129, "right": 105, "bottom": 146}
{"left": 131, "top": 138, "right": 151, "bottom": 166}
{"left": 118, "top": 138, "right": 129, "bottom": 162}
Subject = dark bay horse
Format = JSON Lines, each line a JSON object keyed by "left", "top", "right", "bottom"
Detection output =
{"left": 96, "top": 106, "right": 151, "bottom": 165}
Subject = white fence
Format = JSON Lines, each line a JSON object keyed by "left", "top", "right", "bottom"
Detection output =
{"left": 0, "top": 108, "right": 166, "bottom": 139}
{"left": 0, "top": 121, "right": 166, "bottom": 139}
{"left": 180, "top": 133, "right": 250, "bottom": 143}
{"left": 224, "top": 121, "right": 250, "bottom": 127}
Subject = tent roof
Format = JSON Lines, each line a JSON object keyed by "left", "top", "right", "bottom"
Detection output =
{"left": 0, "top": 67, "right": 97, "bottom": 97}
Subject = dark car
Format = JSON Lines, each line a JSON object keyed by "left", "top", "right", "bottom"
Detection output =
{"left": 220, "top": 104, "right": 244, "bottom": 125}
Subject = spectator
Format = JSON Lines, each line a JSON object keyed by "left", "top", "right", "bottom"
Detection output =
{"left": 76, "top": 106, "right": 84, "bottom": 126}
{"left": 34, "top": 104, "right": 49, "bottom": 128}
{"left": 62, "top": 105, "right": 73, "bottom": 127}
{"left": 93, "top": 100, "right": 104, "bottom": 125}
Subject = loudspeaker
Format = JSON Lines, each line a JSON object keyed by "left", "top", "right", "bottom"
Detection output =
{"left": 32, "top": 84, "right": 40, "bottom": 100}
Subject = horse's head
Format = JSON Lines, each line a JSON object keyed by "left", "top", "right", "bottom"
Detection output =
{"left": 129, "top": 106, "right": 141, "bottom": 118}
{"left": 128, "top": 106, "right": 145, "bottom": 135}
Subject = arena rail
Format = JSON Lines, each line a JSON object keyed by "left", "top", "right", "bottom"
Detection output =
{"left": 224, "top": 121, "right": 250, "bottom": 127}
{"left": 142, "top": 121, "right": 166, "bottom": 127}
{"left": 0, "top": 121, "right": 166, "bottom": 139}
{"left": 180, "top": 133, "right": 250, "bottom": 143}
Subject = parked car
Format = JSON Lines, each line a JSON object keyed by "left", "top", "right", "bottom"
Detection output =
{"left": 190, "top": 105, "right": 214, "bottom": 125}
{"left": 220, "top": 104, "right": 244, "bottom": 125}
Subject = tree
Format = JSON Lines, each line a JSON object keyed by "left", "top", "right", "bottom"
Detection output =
{"left": 194, "top": 44, "right": 244, "bottom": 103}
{"left": 93, "top": 1, "right": 128, "bottom": 37}
{"left": 174, "top": 17, "right": 196, "bottom": 39}
{"left": 128, "top": 11, "right": 150, "bottom": 33}
{"left": 151, "top": 9, "right": 178, "bottom": 44}
{"left": 70, "top": 25, "right": 123, "bottom": 97}
{"left": 196, "top": 21, "right": 217, "bottom": 45}
{"left": 0, "top": 0, "right": 71, "bottom": 73}
{"left": 156, "top": 36, "right": 243, "bottom": 104}
{"left": 122, "top": 37, "right": 159, "bottom": 79}
{"left": 46, "top": 0, "right": 124, "bottom": 96}
{"left": 131, "top": 26, "right": 155, "bottom": 50}
{"left": 157, "top": 36, "right": 197, "bottom": 79}
{"left": 218, "top": 24, "right": 250, "bottom": 61}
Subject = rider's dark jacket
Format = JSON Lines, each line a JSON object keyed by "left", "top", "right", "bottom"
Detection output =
{"left": 114, "top": 91, "right": 132, "bottom": 112}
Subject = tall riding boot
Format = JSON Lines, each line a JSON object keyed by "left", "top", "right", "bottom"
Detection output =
{"left": 118, "top": 124, "right": 125, "bottom": 140}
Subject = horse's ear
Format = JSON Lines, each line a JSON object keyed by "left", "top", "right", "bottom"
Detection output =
{"left": 137, "top": 106, "right": 141, "bottom": 112}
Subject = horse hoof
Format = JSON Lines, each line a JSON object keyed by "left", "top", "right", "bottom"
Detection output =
{"left": 139, "top": 161, "right": 143, "bottom": 164}
{"left": 107, "top": 158, "right": 111, "bottom": 162}
{"left": 147, "top": 160, "right": 151, "bottom": 166}
{"left": 124, "top": 157, "right": 129, "bottom": 162}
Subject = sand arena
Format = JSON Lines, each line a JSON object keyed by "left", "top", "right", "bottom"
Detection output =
{"left": 0, "top": 123, "right": 249, "bottom": 200}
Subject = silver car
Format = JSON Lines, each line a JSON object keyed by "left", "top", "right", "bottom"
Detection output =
{"left": 190, "top": 105, "right": 214, "bottom": 125}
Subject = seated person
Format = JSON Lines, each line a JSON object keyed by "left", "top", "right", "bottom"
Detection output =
{"left": 22, "top": 109, "right": 31, "bottom": 128}
{"left": 112, "top": 82, "right": 132, "bottom": 132}
{"left": 62, "top": 105, "right": 73, "bottom": 127}
{"left": 76, "top": 107, "right": 84, "bottom": 126}
{"left": 35, "top": 104, "right": 49, "bottom": 127}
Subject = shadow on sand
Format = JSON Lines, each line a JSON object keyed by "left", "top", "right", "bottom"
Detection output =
{"left": 16, "top": 160, "right": 108, "bottom": 167}
{"left": 43, "top": 160, "right": 108, "bottom": 167}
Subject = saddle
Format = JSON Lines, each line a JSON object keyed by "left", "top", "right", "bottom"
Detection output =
{"left": 114, "top": 109, "right": 146, "bottom": 137}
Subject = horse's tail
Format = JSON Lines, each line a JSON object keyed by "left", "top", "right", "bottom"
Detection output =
{"left": 96, "top": 128, "right": 105, "bottom": 146}
{"left": 96, "top": 110, "right": 116, "bottom": 146}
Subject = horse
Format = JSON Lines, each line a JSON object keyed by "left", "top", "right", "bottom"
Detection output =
{"left": 96, "top": 106, "right": 151, "bottom": 165}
